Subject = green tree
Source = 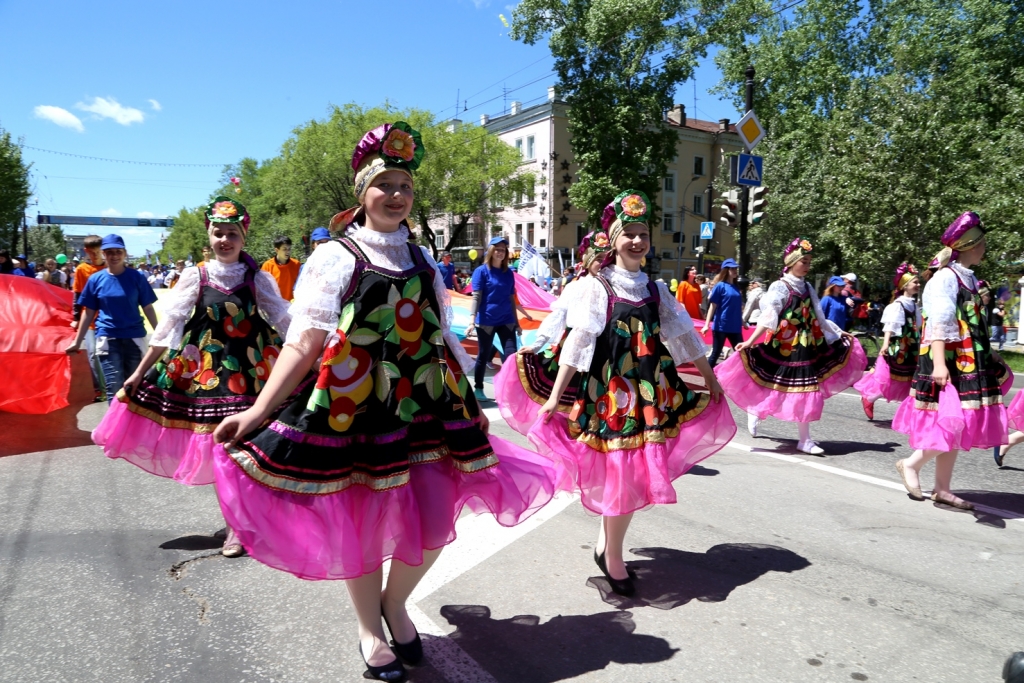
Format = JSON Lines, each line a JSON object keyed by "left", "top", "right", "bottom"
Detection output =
{"left": 0, "top": 123, "right": 32, "bottom": 252}
{"left": 160, "top": 206, "right": 208, "bottom": 264}
{"left": 27, "top": 224, "right": 64, "bottom": 263}
{"left": 714, "top": 0, "right": 1024, "bottom": 287}
{"left": 509, "top": 0, "right": 731, "bottom": 224}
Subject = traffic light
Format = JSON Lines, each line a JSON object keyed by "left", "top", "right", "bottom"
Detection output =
{"left": 717, "top": 190, "right": 740, "bottom": 229}
{"left": 749, "top": 186, "right": 770, "bottom": 225}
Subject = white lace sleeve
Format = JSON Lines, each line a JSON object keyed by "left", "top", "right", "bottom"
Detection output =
{"left": 656, "top": 282, "right": 708, "bottom": 365}
{"left": 880, "top": 301, "right": 905, "bottom": 335}
{"left": 285, "top": 241, "right": 354, "bottom": 346}
{"left": 560, "top": 277, "right": 609, "bottom": 372}
{"left": 756, "top": 281, "right": 790, "bottom": 333}
{"left": 525, "top": 281, "right": 576, "bottom": 352}
{"left": 149, "top": 267, "right": 200, "bottom": 349}
{"left": 254, "top": 270, "right": 292, "bottom": 340}
{"left": 422, "top": 247, "right": 474, "bottom": 374}
{"left": 808, "top": 287, "right": 841, "bottom": 343}
{"left": 922, "top": 268, "right": 962, "bottom": 343}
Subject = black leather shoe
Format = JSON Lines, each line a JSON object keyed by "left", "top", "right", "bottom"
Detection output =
{"left": 594, "top": 549, "right": 635, "bottom": 596}
{"left": 359, "top": 643, "right": 406, "bottom": 682}
{"left": 383, "top": 615, "right": 424, "bottom": 665}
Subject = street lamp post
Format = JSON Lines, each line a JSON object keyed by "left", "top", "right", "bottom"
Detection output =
{"left": 736, "top": 65, "right": 755, "bottom": 296}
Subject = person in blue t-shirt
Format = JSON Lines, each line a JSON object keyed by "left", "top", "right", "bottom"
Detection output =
{"left": 469, "top": 236, "right": 533, "bottom": 401}
{"left": 437, "top": 251, "right": 458, "bottom": 290}
{"left": 701, "top": 258, "right": 745, "bottom": 367}
{"left": 819, "top": 276, "right": 849, "bottom": 331}
{"left": 65, "top": 234, "right": 158, "bottom": 400}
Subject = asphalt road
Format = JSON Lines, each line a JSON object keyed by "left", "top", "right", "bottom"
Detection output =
{"left": 0, "top": 376, "right": 1022, "bottom": 683}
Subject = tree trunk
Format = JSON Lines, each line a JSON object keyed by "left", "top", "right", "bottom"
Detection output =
{"left": 416, "top": 209, "right": 438, "bottom": 260}
{"left": 444, "top": 215, "right": 472, "bottom": 253}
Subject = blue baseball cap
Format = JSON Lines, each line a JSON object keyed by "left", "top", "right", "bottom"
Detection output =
{"left": 100, "top": 234, "right": 126, "bottom": 251}
{"left": 827, "top": 275, "right": 845, "bottom": 288}
{"left": 721, "top": 258, "right": 738, "bottom": 269}
{"left": 310, "top": 227, "right": 331, "bottom": 242}
{"left": 489, "top": 236, "right": 509, "bottom": 246}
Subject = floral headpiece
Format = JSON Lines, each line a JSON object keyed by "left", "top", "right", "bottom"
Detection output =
{"left": 782, "top": 237, "right": 812, "bottom": 273}
{"left": 576, "top": 230, "right": 611, "bottom": 275}
{"left": 204, "top": 196, "right": 250, "bottom": 235}
{"left": 933, "top": 211, "right": 984, "bottom": 269}
{"left": 352, "top": 121, "right": 424, "bottom": 202}
{"left": 893, "top": 262, "right": 919, "bottom": 290}
{"left": 605, "top": 189, "right": 652, "bottom": 245}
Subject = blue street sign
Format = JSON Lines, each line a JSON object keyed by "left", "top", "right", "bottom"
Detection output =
{"left": 735, "top": 153, "right": 763, "bottom": 187}
{"left": 700, "top": 221, "right": 715, "bottom": 239}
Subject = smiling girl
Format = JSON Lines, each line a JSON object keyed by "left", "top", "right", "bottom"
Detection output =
{"left": 715, "top": 237, "right": 867, "bottom": 454}
{"left": 504, "top": 190, "right": 736, "bottom": 597}
{"left": 91, "top": 197, "right": 292, "bottom": 556}
{"left": 211, "top": 122, "right": 560, "bottom": 682}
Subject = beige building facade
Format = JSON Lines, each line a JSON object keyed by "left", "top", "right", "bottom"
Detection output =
{"left": 444, "top": 89, "right": 744, "bottom": 281}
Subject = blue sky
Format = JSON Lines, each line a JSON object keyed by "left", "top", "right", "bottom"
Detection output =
{"left": 2, "top": 0, "right": 737, "bottom": 255}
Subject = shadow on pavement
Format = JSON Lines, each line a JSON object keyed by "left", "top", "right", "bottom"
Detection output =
{"left": 439, "top": 605, "right": 676, "bottom": 683}
{"left": 687, "top": 464, "right": 719, "bottom": 476}
{"left": 159, "top": 534, "right": 225, "bottom": 551}
{"left": 588, "top": 543, "right": 811, "bottom": 610}
{"left": 0, "top": 354, "right": 97, "bottom": 458}
{"left": 758, "top": 437, "right": 901, "bottom": 457}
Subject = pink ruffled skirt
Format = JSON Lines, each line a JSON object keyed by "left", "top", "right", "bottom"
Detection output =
{"left": 212, "top": 435, "right": 564, "bottom": 581}
{"left": 892, "top": 377, "right": 1012, "bottom": 452}
{"left": 853, "top": 356, "right": 912, "bottom": 404}
{"left": 714, "top": 339, "right": 867, "bottom": 423}
{"left": 496, "top": 362, "right": 736, "bottom": 515}
{"left": 1008, "top": 389, "right": 1024, "bottom": 432}
{"left": 92, "top": 398, "right": 216, "bottom": 485}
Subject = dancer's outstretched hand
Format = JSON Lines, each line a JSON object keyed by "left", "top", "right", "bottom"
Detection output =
{"left": 734, "top": 339, "right": 752, "bottom": 352}
{"left": 538, "top": 398, "right": 559, "bottom": 423}
{"left": 478, "top": 409, "right": 490, "bottom": 435}
{"left": 517, "top": 346, "right": 537, "bottom": 355}
{"left": 931, "top": 363, "right": 950, "bottom": 388}
{"left": 707, "top": 377, "right": 725, "bottom": 403}
{"left": 215, "top": 408, "right": 264, "bottom": 449}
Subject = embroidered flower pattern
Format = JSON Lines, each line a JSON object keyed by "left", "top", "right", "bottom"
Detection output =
{"left": 382, "top": 128, "right": 416, "bottom": 162}
{"left": 620, "top": 194, "right": 647, "bottom": 217}
{"left": 211, "top": 201, "right": 238, "bottom": 218}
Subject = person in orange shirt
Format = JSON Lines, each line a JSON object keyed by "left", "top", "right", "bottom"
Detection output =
{"left": 261, "top": 235, "right": 302, "bottom": 301}
{"left": 675, "top": 265, "right": 703, "bottom": 320}
{"left": 197, "top": 245, "right": 213, "bottom": 268}
{"left": 71, "top": 235, "right": 108, "bottom": 401}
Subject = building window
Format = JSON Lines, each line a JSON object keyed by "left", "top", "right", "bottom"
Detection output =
{"left": 515, "top": 138, "right": 523, "bottom": 158}
{"left": 662, "top": 214, "right": 674, "bottom": 233}
{"left": 693, "top": 195, "right": 704, "bottom": 216}
{"left": 539, "top": 238, "right": 547, "bottom": 248}
{"left": 526, "top": 222, "right": 535, "bottom": 244}
{"left": 450, "top": 223, "right": 483, "bottom": 249}
{"left": 663, "top": 174, "right": 675, "bottom": 193}
{"left": 692, "top": 233, "right": 701, "bottom": 250}
{"left": 514, "top": 223, "right": 523, "bottom": 246}
{"left": 526, "top": 185, "right": 535, "bottom": 203}
{"left": 693, "top": 156, "right": 705, "bottom": 176}
{"left": 526, "top": 136, "right": 535, "bottom": 160}
{"left": 435, "top": 234, "right": 446, "bottom": 249}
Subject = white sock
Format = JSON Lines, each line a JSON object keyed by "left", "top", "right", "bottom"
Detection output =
{"left": 748, "top": 413, "right": 760, "bottom": 430}
{"left": 798, "top": 421, "right": 812, "bottom": 443}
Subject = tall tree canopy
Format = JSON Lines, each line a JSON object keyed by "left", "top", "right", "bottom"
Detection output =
{"left": 715, "top": 0, "right": 1024, "bottom": 288}
{"left": 509, "top": 0, "right": 738, "bottom": 224}
{"left": 0, "top": 123, "right": 32, "bottom": 253}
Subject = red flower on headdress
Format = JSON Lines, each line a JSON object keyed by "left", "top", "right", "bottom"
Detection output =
{"left": 211, "top": 201, "right": 238, "bottom": 218}
{"left": 382, "top": 129, "right": 416, "bottom": 162}
{"left": 620, "top": 194, "right": 647, "bottom": 217}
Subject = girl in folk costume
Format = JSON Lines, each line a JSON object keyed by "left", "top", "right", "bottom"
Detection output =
{"left": 212, "top": 122, "right": 560, "bottom": 682}
{"left": 497, "top": 190, "right": 736, "bottom": 597}
{"left": 715, "top": 238, "right": 867, "bottom": 455}
{"left": 92, "top": 197, "right": 292, "bottom": 557}
{"left": 893, "top": 212, "right": 1011, "bottom": 509}
{"left": 854, "top": 263, "right": 922, "bottom": 420}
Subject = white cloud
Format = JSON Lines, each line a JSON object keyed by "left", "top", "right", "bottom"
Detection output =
{"left": 76, "top": 97, "right": 145, "bottom": 126}
{"left": 100, "top": 208, "right": 122, "bottom": 217}
{"left": 33, "top": 105, "right": 84, "bottom": 132}
{"left": 148, "top": 99, "right": 162, "bottom": 111}
{"left": 136, "top": 211, "right": 155, "bottom": 218}
{"left": 118, "top": 227, "right": 159, "bottom": 236}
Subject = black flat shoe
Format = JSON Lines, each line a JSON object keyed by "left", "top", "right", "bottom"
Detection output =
{"left": 359, "top": 643, "right": 406, "bottom": 682}
{"left": 995, "top": 446, "right": 1006, "bottom": 467}
{"left": 594, "top": 549, "right": 635, "bottom": 596}
{"left": 382, "top": 614, "right": 423, "bottom": 665}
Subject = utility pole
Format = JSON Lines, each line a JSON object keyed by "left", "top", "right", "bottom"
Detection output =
{"left": 736, "top": 65, "right": 755, "bottom": 296}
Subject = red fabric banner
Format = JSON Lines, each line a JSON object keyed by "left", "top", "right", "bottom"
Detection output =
{"left": 0, "top": 274, "right": 76, "bottom": 414}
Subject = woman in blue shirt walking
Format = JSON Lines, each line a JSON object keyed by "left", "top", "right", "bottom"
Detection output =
{"left": 819, "top": 276, "right": 850, "bottom": 331}
{"left": 65, "top": 234, "right": 158, "bottom": 399}
{"left": 469, "top": 236, "right": 532, "bottom": 401}
{"left": 701, "top": 259, "right": 744, "bottom": 367}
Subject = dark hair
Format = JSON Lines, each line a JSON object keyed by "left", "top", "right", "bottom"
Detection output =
{"left": 83, "top": 235, "right": 103, "bottom": 249}
{"left": 0, "top": 249, "right": 11, "bottom": 274}
{"left": 273, "top": 235, "right": 292, "bottom": 249}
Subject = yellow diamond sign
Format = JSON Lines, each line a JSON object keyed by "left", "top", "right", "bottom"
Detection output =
{"left": 736, "top": 110, "right": 765, "bottom": 151}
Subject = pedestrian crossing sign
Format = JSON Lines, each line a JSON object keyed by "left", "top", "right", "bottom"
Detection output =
{"left": 735, "top": 153, "right": 763, "bottom": 187}
{"left": 700, "top": 222, "right": 714, "bottom": 239}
